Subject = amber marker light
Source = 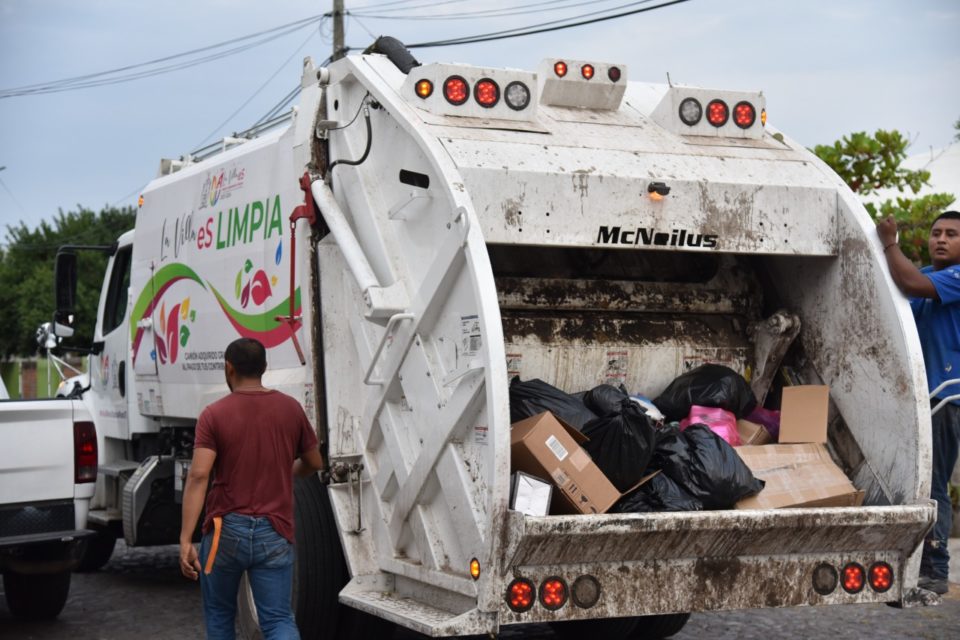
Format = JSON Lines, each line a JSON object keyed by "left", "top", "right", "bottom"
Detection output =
{"left": 138, "top": 195, "right": 144, "bottom": 207}
{"left": 761, "top": 108, "right": 767, "bottom": 126}
{"left": 470, "top": 558, "right": 481, "bottom": 580}
{"left": 415, "top": 79, "right": 433, "bottom": 99}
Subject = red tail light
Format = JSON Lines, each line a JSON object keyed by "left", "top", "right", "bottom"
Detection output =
{"left": 706, "top": 99, "right": 729, "bottom": 127}
{"left": 841, "top": 562, "right": 865, "bottom": 594}
{"left": 539, "top": 577, "right": 568, "bottom": 610}
{"left": 607, "top": 66, "right": 622, "bottom": 82}
{"left": 581, "top": 64, "right": 595, "bottom": 80}
{"left": 507, "top": 578, "right": 535, "bottom": 612}
{"left": 868, "top": 562, "right": 893, "bottom": 593}
{"left": 554, "top": 61, "right": 568, "bottom": 77}
{"left": 733, "top": 101, "right": 756, "bottom": 128}
{"left": 443, "top": 76, "right": 469, "bottom": 106}
{"left": 474, "top": 78, "right": 500, "bottom": 108}
{"left": 74, "top": 421, "right": 97, "bottom": 483}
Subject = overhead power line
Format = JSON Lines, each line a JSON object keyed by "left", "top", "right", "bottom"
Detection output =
{"left": 0, "top": 14, "right": 323, "bottom": 99}
{"left": 351, "top": 0, "right": 617, "bottom": 20}
{"left": 405, "top": 0, "right": 691, "bottom": 48}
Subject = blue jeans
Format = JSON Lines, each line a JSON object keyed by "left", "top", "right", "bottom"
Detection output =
{"left": 921, "top": 401, "right": 960, "bottom": 580}
{"left": 199, "top": 513, "right": 300, "bottom": 640}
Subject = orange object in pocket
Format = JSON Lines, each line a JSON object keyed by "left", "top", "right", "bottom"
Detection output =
{"left": 204, "top": 516, "right": 223, "bottom": 575}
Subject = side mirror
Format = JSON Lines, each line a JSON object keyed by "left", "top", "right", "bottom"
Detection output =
{"left": 54, "top": 251, "right": 78, "bottom": 328}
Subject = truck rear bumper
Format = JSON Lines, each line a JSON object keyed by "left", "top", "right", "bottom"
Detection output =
{"left": 497, "top": 504, "right": 935, "bottom": 623}
{"left": 0, "top": 529, "right": 94, "bottom": 574}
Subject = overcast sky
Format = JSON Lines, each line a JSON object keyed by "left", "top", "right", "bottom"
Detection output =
{"left": 1, "top": 0, "right": 958, "bottom": 236}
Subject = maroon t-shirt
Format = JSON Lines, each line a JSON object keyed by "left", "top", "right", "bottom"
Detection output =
{"left": 194, "top": 389, "right": 318, "bottom": 543}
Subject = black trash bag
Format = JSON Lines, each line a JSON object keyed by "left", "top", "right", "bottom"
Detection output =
{"left": 509, "top": 377, "right": 598, "bottom": 430}
{"left": 652, "top": 363, "right": 757, "bottom": 422}
{"left": 580, "top": 401, "right": 657, "bottom": 492}
{"left": 583, "top": 384, "right": 631, "bottom": 417}
{"left": 651, "top": 424, "right": 764, "bottom": 510}
{"left": 613, "top": 472, "right": 703, "bottom": 513}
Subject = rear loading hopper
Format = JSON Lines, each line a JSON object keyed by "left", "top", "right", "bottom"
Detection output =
{"left": 304, "top": 51, "right": 934, "bottom": 636}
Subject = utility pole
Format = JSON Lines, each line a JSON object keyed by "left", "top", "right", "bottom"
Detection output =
{"left": 333, "top": 0, "right": 345, "bottom": 61}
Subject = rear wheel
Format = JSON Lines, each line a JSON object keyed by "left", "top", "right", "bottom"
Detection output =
{"left": 550, "top": 617, "right": 639, "bottom": 640}
{"left": 75, "top": 527, "right": 117, "bottom": 572}
{"left": 626, "top": 612, "right": 691, "bottom": 639}
{"left": 237, "top": 475, "right": 393, "bottom": 640}
{"left": 2, "top": 570, "right": 71, "bottom": 620}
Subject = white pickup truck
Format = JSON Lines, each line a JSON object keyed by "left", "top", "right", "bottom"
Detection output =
{"left": 0, "top": 368, "right": 97, "bottom": 620}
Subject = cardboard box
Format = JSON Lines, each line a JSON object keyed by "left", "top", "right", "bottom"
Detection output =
{"left": 736, "top": 419, "right": 772, "bottom": 446}
{"left": 509, "top": 472, "right": 553, "bottom": 517}
{"left": 510, "top": 412, "right": 621, "bottom": 515}
{"left": 735, "top": 386, "right": 864, "bottom": 509}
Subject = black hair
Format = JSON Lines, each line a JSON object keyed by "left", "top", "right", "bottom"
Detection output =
{"left": 224, "top": 338, "right": 267, "bottom": 377}
{"left": 933, "top": 210, "right": 960, "bottom": 224}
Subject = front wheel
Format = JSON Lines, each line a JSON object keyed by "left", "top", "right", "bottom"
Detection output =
{"left": 2, "top": 570, "right": 71, "bottom": 620}
{"left": 75, "top": 527, "right": 117, "bottom": 572}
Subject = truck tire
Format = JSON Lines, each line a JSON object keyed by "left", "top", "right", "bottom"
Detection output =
{"left": 2, "top": 570, "right": 71, "bottom": 620}
{"left": 75, "top": 528, "right": 117, "bottom": 572}
{"left": 550, "top": 617, "right": 639, "bottom": 640}
{"left": 627, "top": 612, "right": 691, "bottom": 639}
{"left": 237, "top": 475, "right": 393, "bottom": 640}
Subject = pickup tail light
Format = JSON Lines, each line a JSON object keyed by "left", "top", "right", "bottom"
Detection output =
{"left": 868, "top": 562, "right": 893, "bottom": 593}
{"left": 74, "top": 421, "right": 97, "bottom": 483}
{"left": 507, "top": 578, "right": 535, "bottom": 612}
{"left": 841, "top": 562, "right": 866, "bottom": 594}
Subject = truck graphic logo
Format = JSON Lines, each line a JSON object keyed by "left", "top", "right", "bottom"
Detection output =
{"left": 596, "top": 225, "right": 718, "bottom": 248}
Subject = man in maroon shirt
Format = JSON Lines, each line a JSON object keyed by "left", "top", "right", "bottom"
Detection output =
{"left": 179, "top": 338, "right": 323, "bottom": 639}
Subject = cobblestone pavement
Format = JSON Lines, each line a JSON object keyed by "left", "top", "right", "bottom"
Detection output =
{"left": 2, "top": 542, "right": 958, "bottom": 639}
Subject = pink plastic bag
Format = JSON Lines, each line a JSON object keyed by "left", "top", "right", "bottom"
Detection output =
{"left": 679, "top": 405, "right": 741, "bottom": 447}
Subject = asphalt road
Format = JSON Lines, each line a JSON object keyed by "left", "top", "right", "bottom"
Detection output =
{"left": 1, "top": 541, "right": 958, "bottom": 640}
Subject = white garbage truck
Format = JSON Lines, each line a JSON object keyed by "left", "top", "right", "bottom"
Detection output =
{"left": 51, "top": 38, "right": 936, "bottom": 638}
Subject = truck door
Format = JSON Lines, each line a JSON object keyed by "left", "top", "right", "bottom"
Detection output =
{"left": 91, "top": 244, "right": 133, "bottom": 439}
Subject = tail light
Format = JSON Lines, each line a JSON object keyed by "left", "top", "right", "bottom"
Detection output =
{"left": 733, "top": 101, "right": 756, "bottom": 128}
{"left": 868, "top": 562, "right": 893, "bottom": 593}
{"left": 414, "top": 79, "right": 433, "bottom": 99}
{"left": 539, "top": 577, "right": 568, "bottom": 610}
{"left": 504, "top": 81, "right": 531, "bottom": 111}
{"left": 812, "top": 563, "right": 839, "bottom": 595}
{"left": 841, "top": 562, "right": 866, "bottom": 594}
{"left": 474, "top": 78, "right": 500, "bottom": 108}
{"left": 554, "top": 61, "right": 568, "bottom": 77}
{"left": 443, "top": 76, "right": 469, "bottom": 105}
{"left": 571, "top": 575, "right": 601, "bottom": 608}
{"left": 74, "top": 421, "right": 97, "bottom": 483}
{"left": 607, "top": 66, "right": 622, "bottom": 82}
{"left": 706, "top": 99, "right": 729, "bottom": 127}
{"left": 679, "top": 97, "right": 702, "bottom": 126}
{"left": 580, "top": 64, "right": 595, "bottom": 80}
{"left": 507, "top": 578, "right": 535, "bottom": 612}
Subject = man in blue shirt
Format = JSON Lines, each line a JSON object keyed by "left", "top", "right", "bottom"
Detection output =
{"left": 878, "top": 210, "right": 960, "bottom": 595}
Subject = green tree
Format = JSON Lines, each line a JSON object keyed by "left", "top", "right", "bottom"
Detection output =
{"left": 813, "top": 129, "right": 956, "bottom": 264}
{"left": 0, "top": 205, "right": 135, "bottom": 358}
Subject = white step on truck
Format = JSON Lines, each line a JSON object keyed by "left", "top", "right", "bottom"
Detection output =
{"left": 51, "top": 38, "right": 936, "bottom": 638}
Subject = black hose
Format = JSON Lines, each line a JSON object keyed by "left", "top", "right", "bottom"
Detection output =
{"left": 363, "top": 36, "right": 420, "bottom": 74}
{"left": 328, "top": 108, "right": 372, "bottom": 172}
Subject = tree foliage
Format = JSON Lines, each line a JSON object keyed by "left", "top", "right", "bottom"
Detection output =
{"left": 813, "top": 128, "right": 956, "bottom": 265}
{"left": 0, "top": 205, "right": 135, "bottom": 358}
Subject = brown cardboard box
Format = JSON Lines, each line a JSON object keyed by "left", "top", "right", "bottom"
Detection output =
{"left": 736, "top": 419, "right": 772, "bottom": 446}
{"left": 510, "top": 412, "right": 621, "bottom": 514}
{"left": 735, "top": 386, "right": 864, "bottom": 509}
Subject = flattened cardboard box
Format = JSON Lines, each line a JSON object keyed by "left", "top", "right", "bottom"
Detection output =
{"left": 735, "top": 385, "right": 864, "bottom": 509}
{"left": 510, "top": 411, "right": 621, "bottom": 515}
